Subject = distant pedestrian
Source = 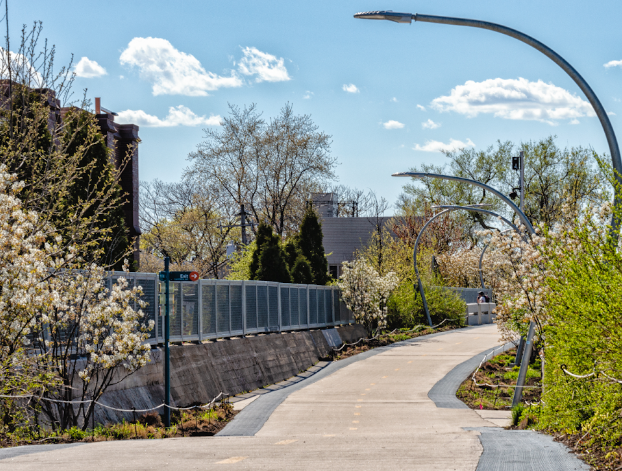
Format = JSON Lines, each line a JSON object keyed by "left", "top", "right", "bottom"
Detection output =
{"left": 477, "top": 291, "right": 490, "bottom": 303}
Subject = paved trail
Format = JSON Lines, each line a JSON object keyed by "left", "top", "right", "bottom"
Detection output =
{"left": 0, "top": 325, "right": 584, "bottom": 470}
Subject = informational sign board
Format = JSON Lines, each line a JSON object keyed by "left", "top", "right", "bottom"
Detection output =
{"left": 159, "top": 271, "right": 199, "bottom": 282}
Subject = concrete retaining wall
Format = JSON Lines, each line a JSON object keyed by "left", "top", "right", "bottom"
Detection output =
{"left": 95, "top": 324, "right": 367, "bottom": 424}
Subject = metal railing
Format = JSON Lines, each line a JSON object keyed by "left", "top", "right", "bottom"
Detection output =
{"left": 106, "top": 273, "right": 354, "bottom": 344}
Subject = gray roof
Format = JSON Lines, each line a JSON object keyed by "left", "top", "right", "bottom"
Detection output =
{"left": 321, "top": 217, "right": 395, "bottom": 266}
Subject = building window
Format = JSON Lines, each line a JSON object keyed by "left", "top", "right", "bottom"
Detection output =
{"left": 329, "top": 265, "right": 339, "bottom": 279}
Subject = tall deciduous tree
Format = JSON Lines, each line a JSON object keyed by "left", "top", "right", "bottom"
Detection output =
{"left": 186, "top": 103, "right": 337, "bottom": 237}
{"left": 139, "top": 179, "right": 236, "bottom": 278}
{"left": 399, "top": 137, "right": 609, "bottom": 232}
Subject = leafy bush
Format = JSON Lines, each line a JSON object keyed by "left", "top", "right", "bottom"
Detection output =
{"left": 512, "top": 404, "right": 526, "bottom": 427}
{"left": 387, "top": 277, "right": 465, "bottom": 329}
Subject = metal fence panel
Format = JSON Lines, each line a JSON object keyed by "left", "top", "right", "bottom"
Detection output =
{"left": 309, "top": 288, "right": 318, "bottom": 325}
{"left": 202, "top": 283, "right": 216, "bottom": 337}
{"left": 106, "top": 273, "right": 353, "bottom": 344}
{"left": 217, "top": 285, "right": 229, "bottom": 334}
{"left": 257, "top": 285, "right": 268, "bottom": 329}
{"left": 268, "top": 285, "right": 279, "bottom": 328}
{"left": 245, "top": 284, "right": 257, "bottom": 331}
{"left": 281, "top": 287, "right": 290, "bottom": 328}
{"left": 182, "top": 283, "right": 199, "bottom": 336}
{"left": 231, "top": 283, "right": 243, "bottom": 333}
{"left": 290, "top": 288, "right": 299, "bottom": 326}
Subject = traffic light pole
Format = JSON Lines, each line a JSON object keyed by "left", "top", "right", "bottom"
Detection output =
{"left": 519, "top": 151, "right": 525, "bottom": 212}
{"left": 164, "top": 256, "right": 171, "bottom": 428}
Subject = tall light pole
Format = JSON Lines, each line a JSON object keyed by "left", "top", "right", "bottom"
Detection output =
{"left": 356, "top": 10, "right": 622, "bottom": 232}
{"left": 394, "top": 172, "right": 536, "bottom": 404}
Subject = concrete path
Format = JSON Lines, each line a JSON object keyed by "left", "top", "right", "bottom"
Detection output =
{"left": 1, "top": 325, "right": 580, "bottom": 470}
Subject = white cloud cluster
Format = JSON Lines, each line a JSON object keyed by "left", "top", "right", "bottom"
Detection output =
{"left": 74, "top": 57, "right": 107, "bottom": 78}
{"left": 431, "top": 77, "right": 595, "bottom": 124}
{"left": 416, "top": 104, "right": 426, "bottom": 111}
{"left": 120, "top": 37, "right": 242, "bottom": 96}
{"left": 383, "top": 120, "right": 404, "bottom": 129}
{"left": 303, "top": 91, "right": 313, "bottom": 99}
{"left": 413, "top": 138, "right": 475, "bottom": 153}
{"left": 237, "top": 46, "right": 290, "bottom": 82}
{"left": 421, "top": 119, "right": 440, "bottom": 129}
{"left": 391, "top": 97, "right": 398, "bottom": 102}
{"left": 343, "top": 83, "right": 359, "bottom": 93}
{"left": 119, "top": 37, "right": 291, "bottom": 96}
{"left": 604, "top": 60, "right": 622, "bottom": 69}
{"left": 116, "top": 105, "right": 221, "bottom": 127}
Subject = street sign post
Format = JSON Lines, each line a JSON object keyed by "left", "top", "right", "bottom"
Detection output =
{"left": 158, "top": 266, "right": 199, "bottom": 427}
{"left": 160, "top": 271, "right": 199, "bottom": 282}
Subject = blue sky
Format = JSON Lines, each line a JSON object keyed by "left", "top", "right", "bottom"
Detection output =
{"left": 13, "top": 0, "right": 622, "bottom": 213}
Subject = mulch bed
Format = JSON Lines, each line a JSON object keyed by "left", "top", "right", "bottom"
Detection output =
{"left": 551, "top": 432, "right": 622, "bottom": 471}
{"left": 0, "top": 403, "right": 237, "bottom": 447}
{"left": 456, "top": 347, "right": 542, "bottom": 412}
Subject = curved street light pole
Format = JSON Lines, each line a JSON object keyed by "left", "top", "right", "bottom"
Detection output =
{"left": 395, "top": 173, "right": 536, "bottom": 405}
{"left": 413, "top": 205, "right": 519, "bottom": 326}
{"left": 356, "top": 10, "right": 622, "bottom": 229}
{"left": 393, "top": 172, "right": 536, "bottom": 234}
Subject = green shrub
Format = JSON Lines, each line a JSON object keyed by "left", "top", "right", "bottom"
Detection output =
{"left": 511, "top": 404, "right": 525, "bottom": 427}
{"left": 387, "top": 278, "right": 465, "bottom": 329}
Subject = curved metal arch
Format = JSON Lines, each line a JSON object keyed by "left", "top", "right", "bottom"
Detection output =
{"left": 392, "top": 172, "right": 536, "bottom": 235}
{"left": 413, "top": 205, "right": 523, "bottom": 325}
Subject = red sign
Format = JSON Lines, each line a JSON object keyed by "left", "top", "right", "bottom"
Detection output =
{"left": 189, "top": 271, "right": 200, "bottom": 282}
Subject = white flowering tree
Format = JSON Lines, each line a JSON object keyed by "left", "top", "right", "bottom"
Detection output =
{"left": 338, "top": 259, "right": 399, "bottom": 335}
{"left": 0, "top": 167, "right": 153, "bottom": 432}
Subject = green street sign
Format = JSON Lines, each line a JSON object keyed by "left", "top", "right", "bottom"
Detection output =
{"left": 159, "top": 271, "right": 199, "bottom": 282}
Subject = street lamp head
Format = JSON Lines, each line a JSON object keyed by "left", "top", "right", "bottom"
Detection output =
{"left": 354, "top": 10, "right": 413, "bottom": 24}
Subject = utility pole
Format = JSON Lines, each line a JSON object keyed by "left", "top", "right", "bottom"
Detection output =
{"left": 218, "top": 204, "right": 255, "bottom": 245}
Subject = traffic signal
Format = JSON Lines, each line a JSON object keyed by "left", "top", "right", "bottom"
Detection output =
{"left": 512, "top": 156, "right": 520, "bottom": 171}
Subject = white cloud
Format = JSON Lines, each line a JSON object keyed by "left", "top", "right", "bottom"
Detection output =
{"left": 570, "top": 119, "right": 580, "bottom": 125}
{"left": 417, "top": 104, "right": 426, "bottom": 111}
{"left": 383, "top": 120, "right": 405, "bottom": 129}
{"left": 391, "top": 97, "right": 398, "bottom": 102}
{"left": 413, "top": 138, "right": 475, "bottom": 153}
{"left": 342, "top": 83, "right": 359, "bottom": 93}
{"left": 74, "top": 57, "right": 107, "bottom": 78}
{"left": 237, "top": 46, "right": 290, "bottom": 82}
{"left": 116, "top": 105, "right": 221, "bottom": 127}
{"left": 431, "top": 77, "right": 595, "bottom": 124}
{"left": 604, "top": 60, "right": 622, "bottom": 69}
{"left": 303, "top": 91, "right": 313, "bottom": 99}
{"left": 119, "top": 37, "right": 242, "bottom": 96}
{"left": 422, "top": 119, "right": 440, "bottom": 129}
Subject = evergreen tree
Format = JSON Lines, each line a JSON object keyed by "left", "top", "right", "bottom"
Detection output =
{"left": 250, "top": 222, "right": 291, "bottom": 282}
{"left": 290, "top": 255, "right": 313, "bottom": 284}
{"left": 257, "top": 244, "right": 292, "bottom": 283}
{"left": 298, "top": 206, "right": 329, "bottom": 285}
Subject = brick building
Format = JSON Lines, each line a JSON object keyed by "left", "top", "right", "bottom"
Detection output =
{"left": 1, "top": 82, "right": 141, "bottom": 265}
